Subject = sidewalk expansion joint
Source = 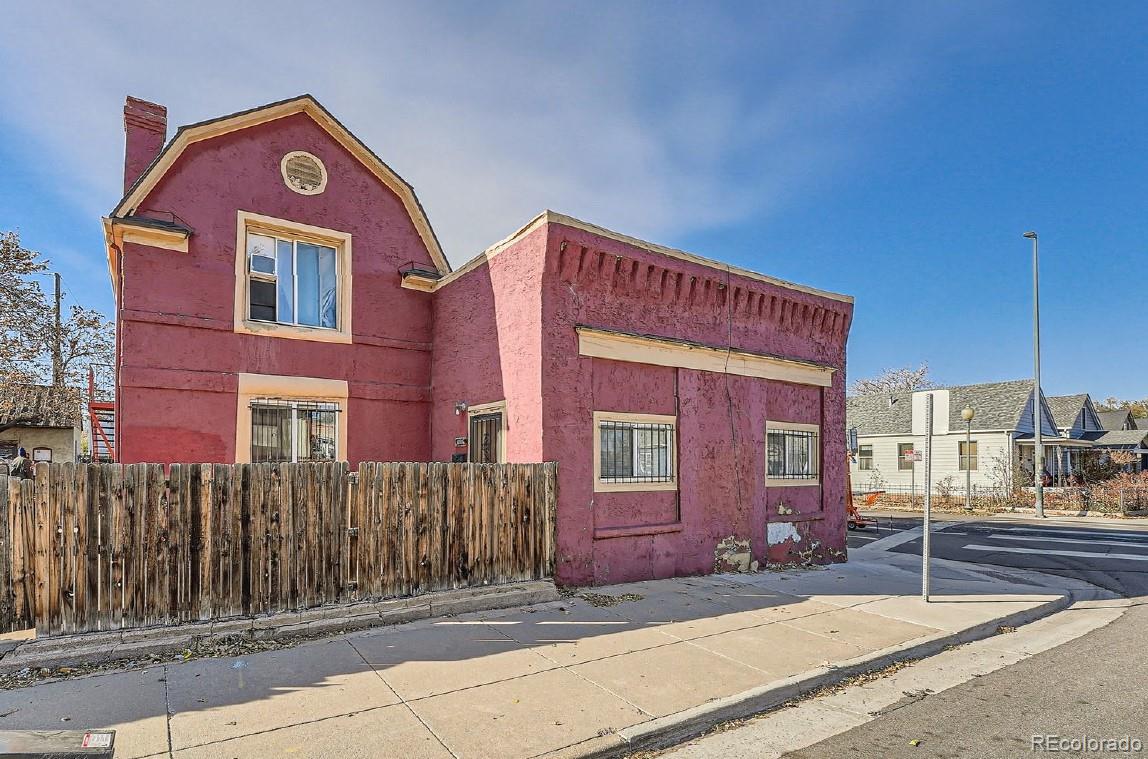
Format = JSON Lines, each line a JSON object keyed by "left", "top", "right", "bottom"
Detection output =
{"left": 344, "top": 637, "right": 461, "bottom": 759}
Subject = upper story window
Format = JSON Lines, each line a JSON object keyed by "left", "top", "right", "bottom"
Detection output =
{"left": 766, "top": 421, "right": 820, "bottom": 486}
{"left": 234, "top": 212, "right": 352, "bottom": 344}
{"left": 247, "top": 231, "right": 338, "bottom": 329}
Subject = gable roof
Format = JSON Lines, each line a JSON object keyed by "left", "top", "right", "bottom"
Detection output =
{"left": 1098, "top": 409, "right": 1135, "bottom": 431}
{"left": 0, "top": 385, "right": 82, "bottom": 430}
{"left": 110, "top": 94, "right": 450, "bottom": 274}
{"left": 847, "top": 379, "right": 1047, "bottom": 436}
{"left": 1048, "top": 394, "right": 1089, "bottom": 429}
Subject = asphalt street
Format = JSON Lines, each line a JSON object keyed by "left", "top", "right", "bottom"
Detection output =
{"left": 791, "top": 515, "right": 1148, "bottom": 758}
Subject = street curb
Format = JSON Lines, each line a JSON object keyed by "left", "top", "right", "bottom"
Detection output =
{"left": 0, "top": 580, "right": 559, "bottom": 674}
{"left": 550, "top": 589, "right": 1073, "bottom": 758}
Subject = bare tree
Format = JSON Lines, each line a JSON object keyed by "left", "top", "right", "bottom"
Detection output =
{"left": 849, "top": 364, "right": 937, "bottom": 396}
{"left": 1096, "top": 396, "right": 1148, "bottom": 419}
{"left": 0, "top": 230, "right": 114, "bottom": 413}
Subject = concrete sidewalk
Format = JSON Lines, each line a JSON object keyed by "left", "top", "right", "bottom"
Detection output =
{"left": 0, "top": 553, "right": 1083, "bottom": 759}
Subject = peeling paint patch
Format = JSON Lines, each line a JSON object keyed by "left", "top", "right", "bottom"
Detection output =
{"left": 768, "top": 522, "right": 802, "bottom": 546}
{"left": 714, "top": 536, "right": 757, "bottom": 573}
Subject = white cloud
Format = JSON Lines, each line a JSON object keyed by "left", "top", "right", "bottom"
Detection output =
{"left": 1, "top": 1, "right": 977, "bottom": 265}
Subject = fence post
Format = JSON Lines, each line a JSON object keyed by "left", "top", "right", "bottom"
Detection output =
{"left": 0, "top": 476, "right": 10, "bottom": 633}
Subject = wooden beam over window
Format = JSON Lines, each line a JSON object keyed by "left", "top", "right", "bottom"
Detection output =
{"left": 576, "top": 325, "right": 836, "bottom": 387}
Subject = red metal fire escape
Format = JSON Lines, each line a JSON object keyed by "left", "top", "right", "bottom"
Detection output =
{"left": 88, "top": 367, "right": 115, "bottom": 462}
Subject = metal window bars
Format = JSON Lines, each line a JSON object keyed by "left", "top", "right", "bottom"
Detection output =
{"left": 250, "top": 399, "right": 340, "bottom": 463}
{"left": 469, "top": 413, "right": 503, "bottom": 463}
{"left": 767, "top": 428, "right": 819, "bottom": 479}
{"left": 599, "top": 420, "right": 674, "bottom": 483}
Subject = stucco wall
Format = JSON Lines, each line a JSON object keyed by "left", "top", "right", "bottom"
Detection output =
{"left": 430, "top": 227, "right": 546, "bottom": 462}
{"left": 537, "top": 221, "right": 852, "bottom": 585}
{"left": 117, "top": 113, "right": 437, "bottom": 464}
{"left": 0, "top": 427, "right": 79, "bottom": 464}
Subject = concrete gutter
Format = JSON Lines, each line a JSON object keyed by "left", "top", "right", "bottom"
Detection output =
{"left": 0, "top": 580, "right": 559, "bottom": 674}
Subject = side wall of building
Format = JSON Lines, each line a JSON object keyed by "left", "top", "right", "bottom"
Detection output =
{"left": 537, "top": 222, "right": 853, "bottom": 585}
{"left": 851, "top": 432, "right": 1014, "bottom": 493}
{"left": 430, "top": 228, "right": 546, "bottom": 462}
{"left": 117, "top": 113, "right": 437, "bottom": 464}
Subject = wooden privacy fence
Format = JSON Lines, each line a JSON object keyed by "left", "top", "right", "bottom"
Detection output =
{"left": 0, "top": 461, "right": 556, "bottom": 637}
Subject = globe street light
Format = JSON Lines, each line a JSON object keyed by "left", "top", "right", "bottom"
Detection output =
{"left": 1023, "top": 231, "right": 1045, "bottom": 518}
{"left": 961, "top": 406, "right": 975, "bottom": 511}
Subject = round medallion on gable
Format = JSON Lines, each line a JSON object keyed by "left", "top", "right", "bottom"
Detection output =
{"left": 281, "top": 151, "right": 327, "bottom": 195}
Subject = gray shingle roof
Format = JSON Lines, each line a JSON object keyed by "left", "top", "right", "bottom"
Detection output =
{"left": 0, "top": 385, "right": 82, "bottom": 429}
{"left": 1080, "top": 429, "right": 1148, "bottom": 447}
{"left": 1097, "top": 409, "right": 1135, "bottom": 431}
{"left": 1048, "top": 394, "right": 1088, "bottom": 429}
{"left": 846, "top": 391, "right": 915, "bottom": 435}
{"left": 847, "top": 379, "right": 1040, "bottom": 435}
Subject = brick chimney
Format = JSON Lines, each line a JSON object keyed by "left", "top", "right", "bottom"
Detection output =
{"left": 123, "top": 96, "right": 167, "bottom": 194}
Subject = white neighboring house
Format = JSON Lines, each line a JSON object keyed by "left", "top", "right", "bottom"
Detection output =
{"left": 846, "top": 380, "right": 1097, "bottom": 495}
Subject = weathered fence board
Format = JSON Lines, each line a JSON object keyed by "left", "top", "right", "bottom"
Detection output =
{"left": 0, "top": 461, "right": 555, "bottom": 637}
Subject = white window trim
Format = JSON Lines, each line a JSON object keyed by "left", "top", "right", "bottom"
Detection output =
{"left": 593, "top": 411, "right": 678, "bottom": 493}
{"left": 467, "top": 400, "right": 508, "bottom": 463}
{"left": 766, "top": 420, "right": 821, "bottom": 487}
{"left": 959, "top": 440, "right": 979, "bottom": 471}
{"left": 233, "top": 211, "right": 353, "bottom": 344}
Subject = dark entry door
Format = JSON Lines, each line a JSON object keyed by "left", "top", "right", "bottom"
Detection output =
{"left": 469, "top": 413, "right": 503, "bottom": 463}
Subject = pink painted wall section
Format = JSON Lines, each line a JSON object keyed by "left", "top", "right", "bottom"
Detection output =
{"left": 117, "top": 112, "right": 437, "bottom": 464}
{"left": 537, "top": 221, "right": 852, "bottom": 585}
{"left": 430, "top": 227, "right": 546, "bottom": 462}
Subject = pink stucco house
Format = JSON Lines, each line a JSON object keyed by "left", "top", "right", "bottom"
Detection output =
{"left": 104, "top": 95, "right": 854, "bottom": 585}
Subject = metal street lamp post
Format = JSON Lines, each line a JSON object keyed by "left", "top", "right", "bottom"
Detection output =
{"left": 1023, "top": 230, "right": 1045, "bottom": 518}
{"left": 961, "top": 406, "right": 975, "bottom": 511}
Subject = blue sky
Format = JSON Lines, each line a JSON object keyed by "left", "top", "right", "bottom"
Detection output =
{"left": 2, "top": 2, "right": 1145, "bottom": 398}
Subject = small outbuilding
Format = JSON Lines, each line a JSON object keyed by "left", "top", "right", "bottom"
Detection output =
{"left": 0, "top": 385, "right": 83, "bottom": 465}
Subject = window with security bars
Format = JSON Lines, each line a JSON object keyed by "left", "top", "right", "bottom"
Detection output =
{"left": 247, "top": 230, "right": 338, "bottom": 329}
{"left": 469, "top": 412, "right": 503, "bottom": 463}
{"left": 959, "top": 440, "right": 978, "bottom": 471}
{"left": 599, "top": 420, "right": 674, "bottom": 484}
{"left": 250, "top": 399, "right": 340, "bottom": 463}
{"left": 767, "top": 426, "right": 819, "bottom": 480}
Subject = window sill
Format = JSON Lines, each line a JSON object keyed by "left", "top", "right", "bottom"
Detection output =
{"left": 766, "top": 479, "right": 821, "bottom": 488}
{"left": 594, "top": 481, "right": 678, "bottom": 494}
{"left": 593, "top": 522, "right": 683, "bottom": 540}
{"left": 235, "top": 319, "right": 352, "bottom": 344}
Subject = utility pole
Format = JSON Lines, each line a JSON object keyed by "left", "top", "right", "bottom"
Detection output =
{"left": 1024, "top": 231, "right": 1045, "bottom": 518}
{"left": 922, "top": 393, "right": 934, "bottom": 602}
{"left": 52, "top": 272, "right": 63, "bottom": 387}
